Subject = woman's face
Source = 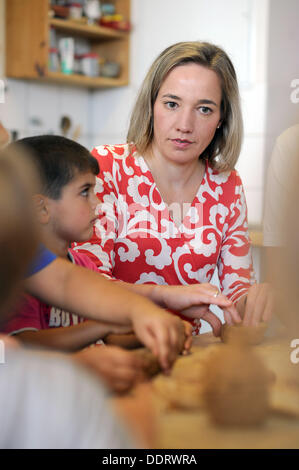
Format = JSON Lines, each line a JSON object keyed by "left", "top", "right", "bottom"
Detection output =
{"left": 151, "top": 63, "right": 222, "bottom": 165}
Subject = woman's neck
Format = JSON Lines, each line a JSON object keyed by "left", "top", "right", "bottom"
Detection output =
{"left": 144, "top": 144, "right": 204, "bottom": 191}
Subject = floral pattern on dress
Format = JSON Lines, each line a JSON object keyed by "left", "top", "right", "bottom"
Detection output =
{"left": 73, "top": 143, "right": 256, "bottom": 335}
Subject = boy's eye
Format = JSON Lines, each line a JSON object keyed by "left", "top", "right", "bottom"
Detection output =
{"left": 80, "top": 188, "right": 89, "bottom": 197}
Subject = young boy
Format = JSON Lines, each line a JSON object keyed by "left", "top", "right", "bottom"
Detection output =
{"left": 1, "top": 135, "right": 178, "bottom": 391}
{"left": 0, "top": 144, "right": 138, "bottom": 448}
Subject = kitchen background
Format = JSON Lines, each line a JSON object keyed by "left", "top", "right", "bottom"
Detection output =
{"left": 0, "top": 0, "right": 298, "bottom": 330}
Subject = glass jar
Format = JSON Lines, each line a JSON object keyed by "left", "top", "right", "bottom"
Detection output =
{"left": 49, "top": 48, "right": 60, "bottom": 72}
{"left": 80, "top": 53, "right": 100, "bottom": 77}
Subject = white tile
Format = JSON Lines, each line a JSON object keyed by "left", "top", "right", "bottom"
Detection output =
{"left": 27, "top": 81, "right": 60, "bottom": 135}
{"left": 76, "top": 134, "right": 92, "bottom": 150}
{"left": 58, "top": 85, "right": 90, "bottom": 135}
{"left": 90, "top": 86, "right": 136, "bottom": 138}
{"left": 0, "top": 79, "right": 27, "bottom": 131}
{"left": 89, "top": 133, "right": 126, "bottom": 149}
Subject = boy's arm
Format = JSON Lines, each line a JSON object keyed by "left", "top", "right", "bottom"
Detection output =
{"left": 16, "top": 321, "right": 132, "bottom": 352}
{"left": 105, "top": 333, "right": 142, "bottom": 350}
{"left": 24, "top": 258, "right": 188, "bottom": 371}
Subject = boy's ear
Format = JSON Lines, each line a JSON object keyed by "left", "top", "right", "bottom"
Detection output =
{"left": 32, "top": 194, "right": 50, "bottom": 224}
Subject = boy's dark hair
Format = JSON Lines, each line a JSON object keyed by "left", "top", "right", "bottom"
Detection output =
{"left": 15, "top": 135, "right": 99, "bottom": 199}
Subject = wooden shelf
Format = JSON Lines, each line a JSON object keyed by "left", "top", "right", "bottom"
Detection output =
{"left": 45, "top": 71, "right": 128, "bottom": 88}
{"left": 49, "top": 18, "right": 127, "bottom": 41}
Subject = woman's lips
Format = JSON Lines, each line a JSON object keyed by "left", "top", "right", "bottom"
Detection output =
{"left": 171, "top": 138, "right": 193, "bottom": 149}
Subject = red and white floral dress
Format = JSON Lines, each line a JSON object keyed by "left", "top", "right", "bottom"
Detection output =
{"left": 74, "top": 143, "right": 256, "bottom": 334}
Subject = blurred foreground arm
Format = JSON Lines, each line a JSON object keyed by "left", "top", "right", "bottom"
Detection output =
{"left": 25, "top": 258, "right": 189, "bottom": 371}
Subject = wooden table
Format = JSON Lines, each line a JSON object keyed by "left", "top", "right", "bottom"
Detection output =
{"left": 131, "top": 334, "right": 299, "bottom": 449}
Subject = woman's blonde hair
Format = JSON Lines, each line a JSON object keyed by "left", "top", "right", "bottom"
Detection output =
{"left": 0, "top": 146, "right": 39, "bottom": 319}
{"left": 127, "top": 41, "right": 243, "bottom": 171}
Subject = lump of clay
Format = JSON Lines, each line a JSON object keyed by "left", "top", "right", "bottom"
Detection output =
{"left": 221, "top": 322, "right": 267, "bottom": 346}
{"left": 202, "top": 345, "right": 271, "bottom": 426}
{"left": 153, "top": 347, "right": 221, "bottom": 410}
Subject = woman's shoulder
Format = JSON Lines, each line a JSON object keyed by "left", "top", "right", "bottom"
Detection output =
{"left": 91, "top": 143, "right": 148, "bottom": 182}
{"left": 206, "top": 161, "right": 241, "bottom": 187}
{"left": 92, "top": 143, "right": 136, "bottom": 162}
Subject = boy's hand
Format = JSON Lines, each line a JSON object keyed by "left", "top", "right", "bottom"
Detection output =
{"left": 130, "top": 307, "right": 187, "bottom": 372}
{"left": 74, "top": 345, "right": 145, "bottom": 394}
{"left": 182, "top": 321, "right": 193, "bottom": 354}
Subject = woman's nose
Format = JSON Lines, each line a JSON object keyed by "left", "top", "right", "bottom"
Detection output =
{"left": 176, "top": 109, "right": 194, "bottom": 133}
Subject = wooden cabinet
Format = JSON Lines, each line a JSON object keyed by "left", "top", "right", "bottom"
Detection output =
{"left": 6, "top": 0, "right": 130, "bottom": 88}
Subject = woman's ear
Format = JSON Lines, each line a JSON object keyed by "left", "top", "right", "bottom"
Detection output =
{"left": 32, "top": 194, "right": 50, "bottom": 224}
{"left": 217, "top": 120, "right": 222, "bottom": 129}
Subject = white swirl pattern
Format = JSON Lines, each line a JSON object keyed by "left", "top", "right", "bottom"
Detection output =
{"left": 73, "top": 144, "right": 256, "bottom": 335}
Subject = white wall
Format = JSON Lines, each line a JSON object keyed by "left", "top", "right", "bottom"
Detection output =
{"left": 264, "top": 0, "right": 299, "bottom": 170}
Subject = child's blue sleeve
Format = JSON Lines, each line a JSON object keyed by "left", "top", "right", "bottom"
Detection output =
{"left": 26, "top": 245, "right": 57, "bottom": 277}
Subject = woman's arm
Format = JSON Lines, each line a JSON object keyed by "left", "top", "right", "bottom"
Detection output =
{"left": 218, "top": 172, "right": 273, "bottom": 324}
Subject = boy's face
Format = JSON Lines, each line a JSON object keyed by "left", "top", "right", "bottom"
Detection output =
{"left": 48, "top": 171, "right": 98, "bottom": 244}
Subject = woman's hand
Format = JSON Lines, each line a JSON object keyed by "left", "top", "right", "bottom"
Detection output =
{"left": 235, "top": 283, "right": 274, "bottom": 326}
{"left": 157, "top": 283, "right": 237, "bottom": 312}
{"left": 180, "top": 302, "right": 241, "bottom": 337}
{"left": 155, "top": 283, "right": 242, "bottom": 337}
{"left": 182, "top": 321, "right": 193, "bottom": 353}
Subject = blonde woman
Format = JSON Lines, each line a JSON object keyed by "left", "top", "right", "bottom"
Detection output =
{"left": 75, "top": 41, "right": 272, "bottom": 334}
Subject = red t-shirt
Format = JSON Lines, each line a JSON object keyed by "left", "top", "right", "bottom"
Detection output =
{"left": 2, "top": 250, "right": 98, "bottom": 335}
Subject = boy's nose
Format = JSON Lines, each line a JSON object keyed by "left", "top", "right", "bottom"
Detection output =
{"left": 90, "top": 193, "right": 98, "bottom": 210}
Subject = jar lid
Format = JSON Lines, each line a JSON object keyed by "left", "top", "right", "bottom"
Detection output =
{"left": 80, "top": 53, "right": 99, "bottom": 59}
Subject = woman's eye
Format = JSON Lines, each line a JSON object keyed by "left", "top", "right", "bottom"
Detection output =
{"left": 199, "top": 106, "right": 212, "bottom": 115}
{"left": 165, "top": 101, "right": 178, "bottom": 109}
{"left": 81, "top": 189, "right": 89, "bottom": 197}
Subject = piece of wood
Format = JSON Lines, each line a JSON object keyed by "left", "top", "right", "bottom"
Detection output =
{"left": 49, "top": 18, "right": 126, "bottom": 40}
{"left": 6, "top": 0, "right": 49, "bottom": 78}
{"left": 45, "top": 71, "right": 128, "bottom": 88}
